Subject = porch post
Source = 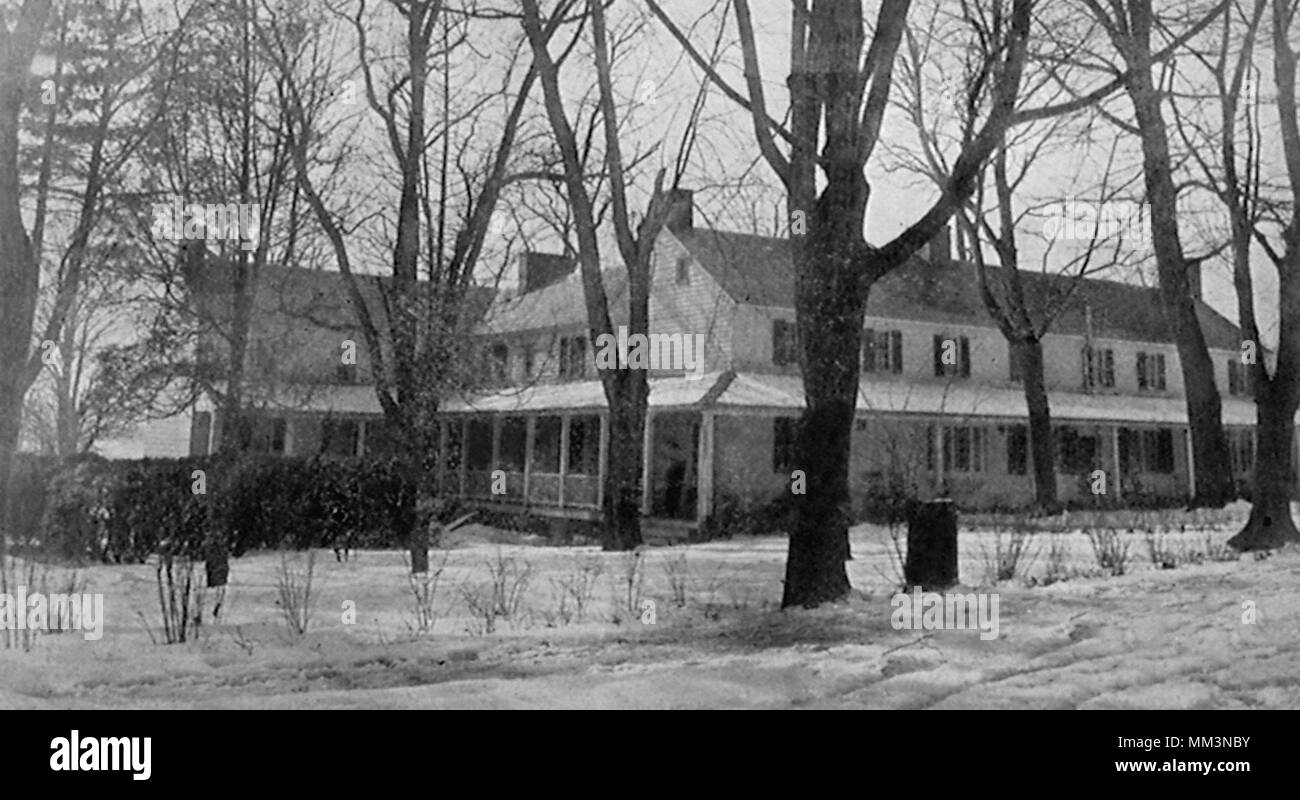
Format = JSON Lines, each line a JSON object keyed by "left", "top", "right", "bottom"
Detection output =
{"left": 436, "top": 420, "right": 448, "bottom": 491}
{"left": 641, "top": 410, "right": 654, "bottom": 515}
{"left": 559, "top": 415, "right": 570, "bottom": 508}
{"left": 932, "top": 422, "right": 944, "bottom": 494}
{"left": 597, "top": 412, "right": 609, "bottom": 508}
{"left": 1185, "top": 425, "right": 1196, "bottom": 500}
{"left": 1111, "top": 425, "right": 1122, "bottom": 502}
{"left": 458, "top": 418, "right": 468, "bottom": 498}
{"left": 697, "top": 411, "right": 715, "bottom": 522}
{"left": 523, "top": 416, "right": 535, "bottom": 503}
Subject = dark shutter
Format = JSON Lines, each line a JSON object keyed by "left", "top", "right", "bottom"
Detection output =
{"left": 933, "top": 334, "right": 945, "bottom": 376}
{"left": 959, "top": 336, "right": 971, "bottom": 378}
{"left": 891, "top": 330, "right": 903, "bottom": 373}
{"left": 1137, "top": 352, "right": 1148, "bottom": 390}
{"left": 862, "top": 328, "right": 876, "bottom": 372}
{"left": 1156, "top": 354, "right": 1166, "bottom": 389}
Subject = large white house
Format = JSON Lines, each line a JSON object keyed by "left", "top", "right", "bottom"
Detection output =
{"left": 181, "top": 192, "right": 1269, "bottom": 539}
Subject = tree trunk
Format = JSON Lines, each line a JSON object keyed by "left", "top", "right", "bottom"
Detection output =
{"left": 1229, "top": 384, "right": 1300, "bottom": 549}
{"left": 1020, "top": 338, "right": 1059, "bottom": 511}
{"left": 1125, "top": 31, "right": 1235, "bottom": 507}
{"left": 781, "top": 236, "right": 862, "bottom": 608}
{"left": 602, "top": 374, "right": 645, "bottom": 551}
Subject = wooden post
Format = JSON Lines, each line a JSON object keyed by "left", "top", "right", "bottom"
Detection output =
{"left": 1111, "top": 425, "right": 1122, "bottom": 502}
{"left": 597, "top": 412, "right": 609, "bottom": 509}
{"left": 523, "top": 416, "right": 535, "bottom": 504}
{"left": 697, "top": 411, "right": 714, "bottom": 522}
{"left": 641, "top": 410, "right": 654, "bottom": 515}
{"left": 1185, "top": 426, "right": 1196, "bottom": 500}
{"left": 435, "top": 420, "right": 447, "bottom": 490}
{"left": 559, "top": 414, "right": 570, "bottom": 508}
{"left": 932, "top": 423, "right": 945, "bottom": 494}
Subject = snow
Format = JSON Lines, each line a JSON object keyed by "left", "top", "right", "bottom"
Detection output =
{"left": 2, "top": 508, "right": 1297, "bottom": 709}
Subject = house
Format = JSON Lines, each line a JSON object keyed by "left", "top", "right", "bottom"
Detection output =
{"left": 184, "top": 192, "right": 1273, "bottom": 538}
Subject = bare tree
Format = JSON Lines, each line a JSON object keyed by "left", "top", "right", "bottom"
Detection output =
{"left": 1079, "top": 0, "right": 1237, "bottom": 506}
{"left": 273, "top": 0, "right": 557, "bottom": 571}
{"left": 1, "top": 0, "right": 182, "bottom": 531}
{"left": 521, "top": 0, "right": 701, "bottom": 550}
{"left": 1174, "top": 0, "right": 1300, "bottom": 547}
{"left": 649, "top": 0, "right": 1033, "bottom": 606}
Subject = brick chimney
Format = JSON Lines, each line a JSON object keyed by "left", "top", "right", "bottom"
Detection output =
{"left": 664, "top": 188, "right": 694, "bottom": 233}
{"left": 516, "top": 251, "right": 576, "bottom": 294}
{"left": 928, "top": 222, "right": 953, "bottom": 268}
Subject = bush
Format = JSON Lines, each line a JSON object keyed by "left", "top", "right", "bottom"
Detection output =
{"left": 700, "top": 492, "right": 794, "bottom": 539}
{"left": 33, "top": 454, "right": 421, "bottom": 564}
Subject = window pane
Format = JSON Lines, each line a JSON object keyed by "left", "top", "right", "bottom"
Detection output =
{"left": 466, "top": 418, "right": 493, "bottom": 470}
{"left": 499, "top": 417, "right": 527, "bottom": 471}
{"left": 567, "top": 415, "right": 601, "bottom": 475}
{"left": 533, "top": 416, "right": 562, "bottom": 473}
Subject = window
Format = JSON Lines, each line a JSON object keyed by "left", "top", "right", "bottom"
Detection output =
{"left": 773, "top": 320, "right": 799, "bottom": 366}
{"left": 321, "top": 418, "right": 357, "bottom": 458}
{"left": 499, "top": 417, "right": 527, "bottom": 472}
{"left": 1006, "top": 425, "right": 1028, "bottom": 475}
{"left": 1229, "top": 429, "right": 1255, "bottom": 475}
{"left": 466, "top": 418, "right": 494, "bottom": 470}
{"left": 862, "top": 329, "right": 903, "bottom": 374}
{"left": 567, "top": 415, "right": 601, "bottom": 474}
{"left": 1056, "top": 427, "right": 1099, "bottom": 473}
{"left": 533, "top": 416, "right": 562, "bottom": 473}
{"left": 1227, "top": 359, "right": 1253, "bottom": 397}
{"left": 941, "top": 426, "right": 987, "bottom": 473}
{"left": 773, "top": 417, "right": 798, "bottom": 472}
{"left": 336, "top": 362, "right": 358, "bottom": 384}
{"left": 522, "top": 348, "right": 536, "bottom": 380}
{"left": 1082, "top": 346, "right": 1115, "bottom": 389}
{"left": 1142, "top": 429, "right": 1175, "bottom": 474}
{"left": 932, "top": 334, "right": 971, "bottom": 378}
{"left": 1123, "top": 428, "right": 1175, "bottom": 474}
{"left": 559, "top": 336, "right": 587, "bottom": 380}
{"left": 1137, "top": 352, "right": 1167, "bottom": 391}
{"left": 490, "top": 342, "right": 510, "bottom": 384}
{"left": 675, "top": 256, "right": 691, "bottom": 286}
{"left": 441, "top": 421, "right": 463, "bottom": 481}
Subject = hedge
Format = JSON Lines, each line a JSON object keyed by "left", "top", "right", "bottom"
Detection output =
{"left": 28, "top": 454, "right": 420, "bottom": 564}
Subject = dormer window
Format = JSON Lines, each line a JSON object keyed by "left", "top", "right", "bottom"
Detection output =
{"left": 1083, "top": 346, "right": 1115, "bottom": 390}
{"left": 932, "top": 334, "right": 971, "bottom": 378}
{"left": 862, "top": 329, "right": 902, "bottom": 374}
{"left": 1136, "top": 351, "right": 1167, "bottom": 392}
{"left": 772, "top": 320, "right": 799, "bottom": 366}
{"left": 559, "top": 336, "right": 587, "bottom": 380}
{"left": 490, "top": 342, "right": 510, "bottom": 384}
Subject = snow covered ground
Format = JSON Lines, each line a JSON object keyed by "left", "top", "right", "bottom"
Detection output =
{"left": 2, "top": 506, "right": 1297, "bottom": 709}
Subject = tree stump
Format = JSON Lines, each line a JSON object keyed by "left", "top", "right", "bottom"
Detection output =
{"left": 904, "top": 499, "right": 957, "bottom": 590}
